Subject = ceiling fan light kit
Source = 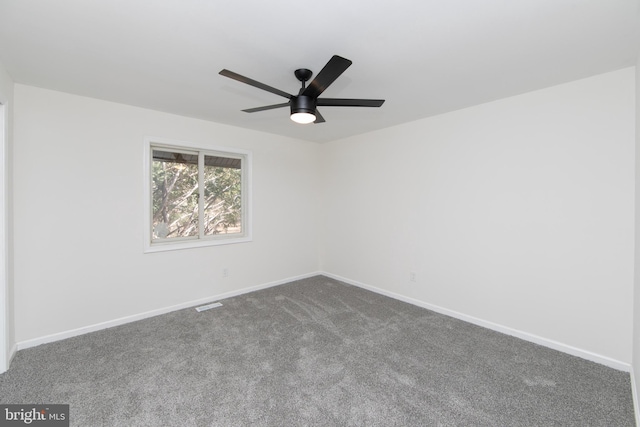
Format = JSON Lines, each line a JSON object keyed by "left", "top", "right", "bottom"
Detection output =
{"left": 219, "top": 55, "right": 385, "bottom": 125}
{"left": 290, "top": 111, "right": 316, "bottom": 124}
{"left": 290, "top": 95, "right": 317, "bottom": 124}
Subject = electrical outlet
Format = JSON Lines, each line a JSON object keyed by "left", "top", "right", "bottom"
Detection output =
{"left": 410, "top": 272, "right": 416, "bottom": 282}
{"left": 223, "top": 268, "right": 229, "bottom": 278}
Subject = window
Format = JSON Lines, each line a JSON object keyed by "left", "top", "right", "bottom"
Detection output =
{"left": 144, "top": 138, "right": 251, "bottom": 252}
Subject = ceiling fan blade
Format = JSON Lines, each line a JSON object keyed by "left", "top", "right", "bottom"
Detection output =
{"left": 219, "top": 69, "right": 292, "bottom": 99}
{"left": 302, "top": 55, "right": 352, "bottom": 98}
{"left": 314, "top": 109, "right": 326, "bottom": 124}
{"left": 242, "top": 102, "right": 290, "bottom": 113}
{"left": 317, "top": 98, "right": 385, "bottom": 107}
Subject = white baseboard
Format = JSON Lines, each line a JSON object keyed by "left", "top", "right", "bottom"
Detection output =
{"left": 16, "top": 271, "right": 321, "bottom": 351}
{"left": 322, "top": 272, "right": 631, "bottom": 372}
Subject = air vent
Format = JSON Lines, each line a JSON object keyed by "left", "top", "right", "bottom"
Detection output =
{"left": 195, "top": 302, "right": 223, "bottom": 312}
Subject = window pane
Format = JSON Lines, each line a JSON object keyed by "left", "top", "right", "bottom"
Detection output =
{"left": 152, "top": 150, "right": 199, "bottom": 239}
{"left": 203, "top": 155, "right": 242, "bottom": 236}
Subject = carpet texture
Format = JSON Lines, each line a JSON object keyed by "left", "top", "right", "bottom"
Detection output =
{"left": 0, "top": 276, "right": 635, "bottom": 426}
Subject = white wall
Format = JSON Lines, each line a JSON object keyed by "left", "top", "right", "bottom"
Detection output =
{"left": 632, "top": 58, "right": 640, "bottom": 420}
{"left": 321, "top": 68, "right": 636, "bottom": 366}
{"left": 0, "top": 61, "right": 13, "bottom": 369}
{"left": 12, "top": 84, "right": 320, "bottom": 343}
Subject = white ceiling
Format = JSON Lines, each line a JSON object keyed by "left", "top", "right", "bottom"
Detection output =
{"left": 0, "top": 0, "right": 637, "bottom": 143}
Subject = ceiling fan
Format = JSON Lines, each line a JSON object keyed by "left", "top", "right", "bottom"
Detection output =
{"left": 219, "top": 55, "right": 385, "bottom": 124}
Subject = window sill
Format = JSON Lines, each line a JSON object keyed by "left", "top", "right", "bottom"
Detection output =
{"left": 144, "top": 235, "right": 252, "bottom": 253}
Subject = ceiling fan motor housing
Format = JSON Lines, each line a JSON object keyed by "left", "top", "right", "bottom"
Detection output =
{"left": 291, "top": 95, "right": 317, "bottom": 115}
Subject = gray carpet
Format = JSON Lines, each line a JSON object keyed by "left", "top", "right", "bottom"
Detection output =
{"left": 0, "top": 276, "right": 635, "bottom": 426}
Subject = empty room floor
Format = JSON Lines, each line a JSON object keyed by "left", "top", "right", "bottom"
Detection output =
{"left": 0, "top": 276, "right": 634, "bottom": 426}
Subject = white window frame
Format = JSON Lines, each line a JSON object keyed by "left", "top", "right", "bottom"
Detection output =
{"left": 143, "top": 136, "right": 252, "bottom": 253}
